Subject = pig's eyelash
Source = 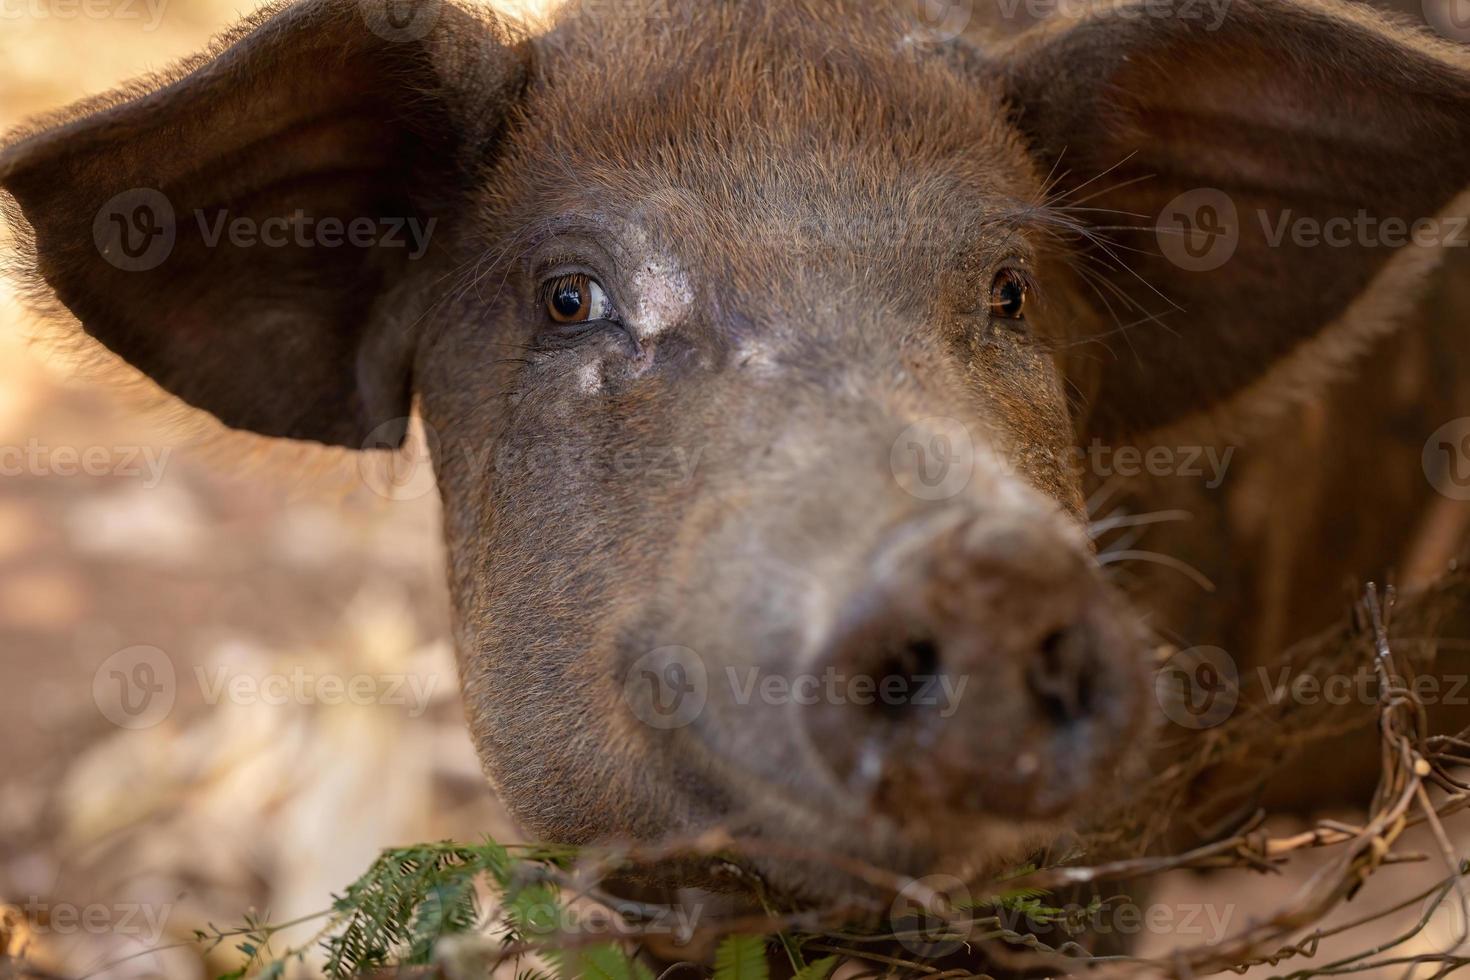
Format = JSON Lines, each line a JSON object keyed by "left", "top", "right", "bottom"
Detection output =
{"left": 959, "top": 265, "right": 1039, "bottom": 327}
{"left": 998, "top": 267, "right": 1041, "bottom": 307}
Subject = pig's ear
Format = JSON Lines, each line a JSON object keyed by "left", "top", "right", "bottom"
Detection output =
{"left": 0, "top": 0, "right": 527, "bottom": 447}
{"left": 998, "top": 0, "right": 1470, "bottom": 439}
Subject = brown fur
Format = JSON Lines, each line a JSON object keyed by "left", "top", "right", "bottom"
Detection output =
{"left": 2, "top": 0, "right": 1469, "bottom": 912}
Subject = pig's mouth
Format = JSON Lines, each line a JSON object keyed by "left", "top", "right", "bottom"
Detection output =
{"left": 611, "top": 509, "right": 1152, "bottom": 905}
{"left": 679, "top": 740, "right": 1135, "bottom": 913}
{"left": 832, "top": 705, "right": 1143, "bottom": 826}
{"left": 604, "top": 770, "right": 1082, "bottom": 913}
{"left": 629, "top": 649, "right": 1147, "bottom": 907}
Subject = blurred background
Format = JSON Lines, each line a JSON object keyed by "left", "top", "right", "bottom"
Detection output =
{"left": 0, "top": 1, "right": 543, "bottom": 974}
{"left": 1, "top": 0, "right": 1468, "bottom": 977}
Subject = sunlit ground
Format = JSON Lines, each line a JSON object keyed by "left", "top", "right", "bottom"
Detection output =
{"left": 1, "top": 0, "right": 1468, "bottom": 976}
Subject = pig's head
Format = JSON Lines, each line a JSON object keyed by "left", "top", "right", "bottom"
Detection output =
{"left": 3, "top": 0, "right": 1469, "bottom": 906}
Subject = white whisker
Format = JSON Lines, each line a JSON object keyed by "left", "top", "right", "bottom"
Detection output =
{"left": 1096, "top": 549, "right": 1216, "bottom": 593}
{"left": 1089, "top": 509, "right": 1193, "bottom": 538}
{"left": 1085, "top": 477, "right": 1128, "bottom": 520}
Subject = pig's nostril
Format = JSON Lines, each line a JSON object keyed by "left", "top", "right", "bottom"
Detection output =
{"left": 1038, "top": 629, "right": 1067, "bottom": 675}
{"left": 803, "top": 512, "right": 1140, "bottom": 822}
{"left": 898, "top": 635, "right": 941, "bottom": 677}
{"left": 871, "top": 635, "right": 941, "bottom": 717}
{"left": 1026, "top": 625, "right": 1098, "bottom": 727}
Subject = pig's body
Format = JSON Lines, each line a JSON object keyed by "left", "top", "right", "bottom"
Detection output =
{"left": 1121, "top": 269, "right": 1470, "bottom": 810}
{"left": 3, "top": 0, "right": 1469, "bottom": 920}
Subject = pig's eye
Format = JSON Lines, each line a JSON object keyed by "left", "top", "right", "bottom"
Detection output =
{"left": 543, "top": 274, "right": 615, "bottom": 324}
{"left": 989, "top": 269, "right": 1030, "bottom": 321}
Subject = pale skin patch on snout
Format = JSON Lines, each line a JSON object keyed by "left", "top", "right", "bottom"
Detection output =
{"left": 576, "top": 359, "right": 605, "bottom": 394}
{"left": 628, "top": 253, "right": 694, "bottom": 345}
{"left": 734, "top": 336, "right": 780, "bottom": 375}
{"left": 568, "top": 238, "right": 694, "bottom": 395}
{"left": 618, "top": 220, "right": 695, "bottom": 348}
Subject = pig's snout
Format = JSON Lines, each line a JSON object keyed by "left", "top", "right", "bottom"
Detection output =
{"left": 802, "top": 511, "right": 1143, "bottom": 823}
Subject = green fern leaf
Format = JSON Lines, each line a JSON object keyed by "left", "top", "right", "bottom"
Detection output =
{"left": 570, "top": 943, "right": 644, "bottom": 980}
{"left": 790, "top": 955, "right": 838, "bottom": 980}
{"left": 713, "top": 935, "right": 768, "bottom": 980}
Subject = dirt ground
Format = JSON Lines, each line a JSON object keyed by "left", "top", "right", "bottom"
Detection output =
{"left": 1, "top": 1, "right": 1468, "bottom": 978}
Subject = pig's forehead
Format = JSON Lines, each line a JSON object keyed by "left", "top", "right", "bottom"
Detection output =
{"left": 505, "top": 0, "right": 1031, "bottom": 196}
{"left": 482, "top": 0, "right": 1038, "bottom": 268}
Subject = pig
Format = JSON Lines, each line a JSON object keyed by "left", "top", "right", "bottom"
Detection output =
{"left": 2, "top": 0, "right": 1469, "bottom": 917}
